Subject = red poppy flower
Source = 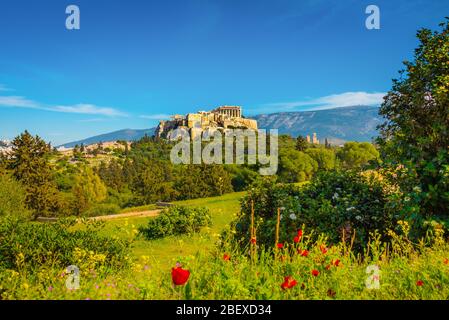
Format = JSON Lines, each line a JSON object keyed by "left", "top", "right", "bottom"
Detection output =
{"left": 444, "top": 258, "right": 449, "bottom": 265}
{"left": 311, "top": 269, "right": 320, "bottom": 277}
{"left": 294, "top": 230, "right": 302, "bottom": 243}
{"left": 277, "top": 243, "right": 284, "bottom": 249}
{"left": 223, "top": 254, "right": 230, "bottom": 261}
{"left": 281, "top": 276, "right": 297, "bottom": 290}
{"left": 416, "top": 280, "right": 424, "bottom": 287}
{"left": 298, "top": 249, "right": 309, "bottom": 257}
{"left": 250, "top": 237, "right": 256, "bottom": 244}
{"left": 320, "top": 245, "right": 328, "bottom": 254}
{"left": 333, "top": 259, "right": 341, "bottom": 267}
{"left": 171, "top": 267, "right": 190, "bottom": 286}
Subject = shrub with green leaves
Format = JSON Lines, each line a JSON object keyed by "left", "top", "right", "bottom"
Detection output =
{"left": 230, "top": 171, "right": 399, "bottom": 253}
{"left": 0, "top": 217, "right": 131, "bottom": 273}
{"left": 139, "top": 205, "right": 212, "bottom": 240}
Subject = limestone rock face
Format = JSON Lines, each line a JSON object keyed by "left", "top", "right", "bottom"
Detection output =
{"left": 155, "top": 106, "right": 258, "bottom": 139}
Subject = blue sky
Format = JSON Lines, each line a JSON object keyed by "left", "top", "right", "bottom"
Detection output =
{"left": 0, "top": 0, "right": 448, "bottom": 145}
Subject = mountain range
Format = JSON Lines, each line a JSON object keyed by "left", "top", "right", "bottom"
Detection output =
{"left": 59, "top": 105, "right": 383, "bottom": 148}
{"left": 252, "top": 105, "right": 383, "bottom": 144}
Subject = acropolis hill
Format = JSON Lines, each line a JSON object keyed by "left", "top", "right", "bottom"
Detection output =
{"left": 155, "top": 106, "right": 258, "bottom": 139}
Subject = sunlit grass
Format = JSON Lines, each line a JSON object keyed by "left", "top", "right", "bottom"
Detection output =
{"left": 97, "top": 191, "right": 245, "bottom": 270}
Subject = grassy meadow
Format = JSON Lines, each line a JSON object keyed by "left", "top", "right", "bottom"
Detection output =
{"left": 97, "top": 192, "right": 245, "bottom": 270}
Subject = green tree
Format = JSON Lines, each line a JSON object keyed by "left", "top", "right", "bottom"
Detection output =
{"left": 377, "top": 20, "right": 449, "bottom": 218}
{"left": 295, "top": 135, "right": 308, "bottom": 151}
{"left": 201, "top": 164, "right": 234, "bottom": 196}
{"left": 97, "top": 160, "right": 126, "bottom": 191}
{"left": 8, "top": 131, "right": 59, "bottom": 217}
{"left": 72, "top": 166, "right": 107, "bottom": 215}
{"left": 0, "top": 174, "right": 31, "bottom": 219}
{"left": 337, "top": 142, "right": 379, "bottom": 169}
{"left": 278, "top": 148, "right": 318, "bottom": 182}
{"left": 132, "top": 160, "right": 175, "bottom": 204}
{"left": 305, "top": 147, "right": 336, "bottom": 171}
{"left": 173, "top": 164, "right": 233, "bottom": 200}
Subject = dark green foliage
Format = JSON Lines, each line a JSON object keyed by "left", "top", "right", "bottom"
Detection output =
{"left": 7, "top": 131, "right": 59, "bottom": 217}
{"left": 174, "top": 164, "right": 234, "bottom": 200}
{"left": 139, "top": 206, "right": 212, "bottom": 240}
{"left": 226, "top": 165, "right": 259, "bottom": 191}
{"left": 231, "top": 171, "right": 398, "bottom": 253}
{"left": 377, "top": 19, "right": 449, "bottom": 220}
{"left": 295, "top": 135, "right": 308, "bottom": 151}
{"left": 97, "top": 160, "right": 126, "bottom": 191}
{"left": 131, "top": 160, "right": 176, "bottom": 204}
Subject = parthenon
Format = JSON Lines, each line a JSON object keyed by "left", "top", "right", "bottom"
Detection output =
{"left": 155, "top": 105, "right": 257, "bottom": 139}
{"left": 211, "top": 106, "right": 242, "bottom": 118}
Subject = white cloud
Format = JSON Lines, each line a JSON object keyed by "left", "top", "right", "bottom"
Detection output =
{"left": 257, "top": 91, "right": 386, "bottom": 113}
{"left": 0, "top": 96, "right": 40, "bottom": 108}
{"left": 0, "top": 95, "right": 126, "bottom": 117}
{"left": 139, "top": 114, "right": 171, "bottom": 120}
{"left": 53, "top": 104, "right": 126, "bottom": 117}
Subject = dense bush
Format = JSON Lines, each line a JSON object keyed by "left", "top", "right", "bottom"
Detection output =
{"left": 0, "top": 217, "right": 131, "bottom": 273}
{"left": 0, "top": 174, "right": 31, "bottom": 219}
{"left": 139, "top": 205, "right": 212, "bottom": 240}
{"left": 230, "top": 171, "right": 399, "bottom": 252}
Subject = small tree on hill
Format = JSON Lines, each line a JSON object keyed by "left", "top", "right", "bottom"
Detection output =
{"left": 8, "top": 131, "right": 59, "bottom": 217}
{"left": 295, "top": 135, "right": 308, "bottom": 152}
{"left": 72, "top": 166, "right": 107, "bottom": 215}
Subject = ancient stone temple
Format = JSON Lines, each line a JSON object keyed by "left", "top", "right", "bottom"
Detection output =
{"left": 211, "top": 106, "right": 242, "bottom": 118}
{"left": 155, "top": 105, "right": 257, "bottom": 139}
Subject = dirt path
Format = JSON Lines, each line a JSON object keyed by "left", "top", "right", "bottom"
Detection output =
{"left": 36, "top": 209, "right": 162, "bottom": 222}
{"left": 89, "top": 209, "right": 162, "bottom": 221}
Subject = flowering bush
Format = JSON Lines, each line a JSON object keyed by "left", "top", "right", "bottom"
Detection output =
{"left": 229, "top": 171, "right": 400, "bottom": 252}
{"left": 139, "top": 205, "right": 212, "bottom": 240}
